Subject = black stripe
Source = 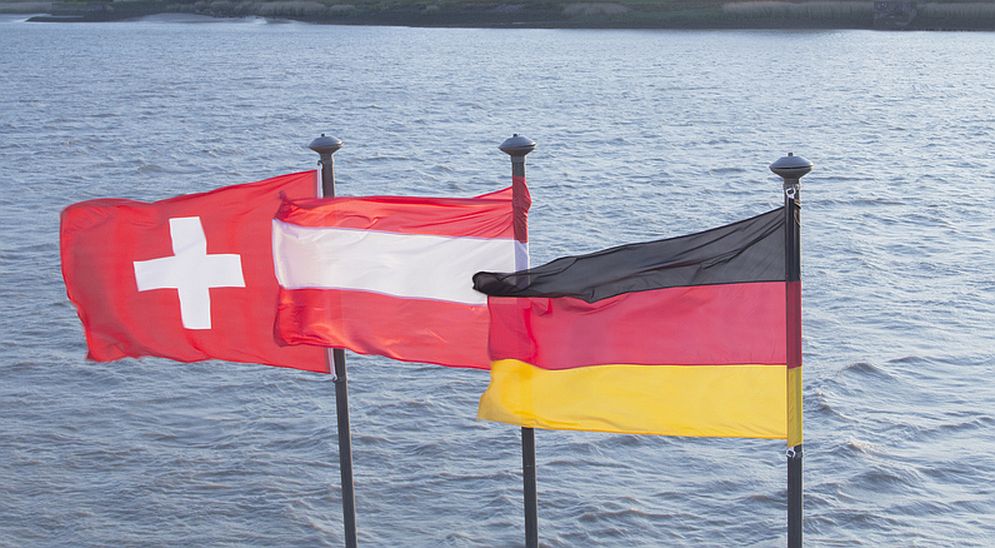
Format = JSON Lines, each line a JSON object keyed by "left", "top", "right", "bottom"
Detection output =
{"left": 473, "top": 207, "right": 785, "bottom": 303}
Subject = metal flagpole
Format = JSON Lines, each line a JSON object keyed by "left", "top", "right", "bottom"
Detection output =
{"left": 309, "top": 134, "right": 359, "bottom": 548}
{"left": 770, "top": 152, "right": 812, "bottom": 548}
{"left": 499, "top": 134, "right": 538, "bottom": 548}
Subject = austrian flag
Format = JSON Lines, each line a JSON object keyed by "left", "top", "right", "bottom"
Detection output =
{"left": 273, "top": 183, "right": 529, "bottom": 369}
{"left": 60, "top": 171, "right": 328, "bottom": 372}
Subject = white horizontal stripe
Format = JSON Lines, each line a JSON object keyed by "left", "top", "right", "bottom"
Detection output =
{"left": 273, "top": 221, "right": 524, "bottom": 305}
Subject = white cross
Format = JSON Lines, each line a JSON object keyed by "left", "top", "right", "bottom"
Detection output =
{"left": 133, "top": 216, "right": 245, "bottom": 330}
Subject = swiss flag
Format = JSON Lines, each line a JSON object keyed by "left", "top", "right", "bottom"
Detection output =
{"left": 60, "top": 171, "right": 328, "bottom": 373}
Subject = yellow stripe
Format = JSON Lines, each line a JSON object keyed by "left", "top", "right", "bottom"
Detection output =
{"left": 787, "top": 366, "right": 803, "bottom": 446}
{"left": 478, "top": 359, "right": 788, "bottom": 440}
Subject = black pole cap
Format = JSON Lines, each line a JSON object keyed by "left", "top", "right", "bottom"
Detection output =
{"left": 309, "top": 133, "right": 344, "bottom": 156}
{"left": 770, "top": 152, "right": 813, "bottom": 181}
{"left": 499, "top": 134, "right": 536, "bottom": 157}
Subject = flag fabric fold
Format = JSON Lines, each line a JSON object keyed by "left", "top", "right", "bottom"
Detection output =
{"left": 273, "top": 183, "right": 529, "bottom": 369}
{"left": 474, "top": 207, "right": 801, "bottom": 444}
{"left": 60, "top": 171, "right": 328, "bottom": 372}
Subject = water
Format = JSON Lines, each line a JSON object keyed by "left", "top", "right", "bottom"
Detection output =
{"left": 2, "top": 15, "right": 994, "bottom": 546}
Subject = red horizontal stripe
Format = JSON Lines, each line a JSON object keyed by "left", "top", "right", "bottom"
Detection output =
{"left": 276, "top": 188, "right": 523, "bottom": 241}
{"left": 787, "top": 281, "right": 802, "bottom": 370}
{"left": 277, "top": 288, "right": 491, "bottom": 369}
{"left": 488, "top": 281, "right": 786, "bottom": 369}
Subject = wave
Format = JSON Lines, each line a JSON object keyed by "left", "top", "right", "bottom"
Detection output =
{"left": 136, "top": 13, "right": 302, "bottom": 25}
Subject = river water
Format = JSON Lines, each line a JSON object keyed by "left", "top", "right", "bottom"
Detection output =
{"left": 1, "top": 14, "right": 994, "bottom": 546}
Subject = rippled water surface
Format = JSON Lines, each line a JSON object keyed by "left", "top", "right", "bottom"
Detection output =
{"left": 2, "top": 15, "right": 994, "bottom": 546}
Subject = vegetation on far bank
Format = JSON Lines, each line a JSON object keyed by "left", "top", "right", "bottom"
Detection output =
{"left": 3, "top": 0, "right": 994, "bottom": 30}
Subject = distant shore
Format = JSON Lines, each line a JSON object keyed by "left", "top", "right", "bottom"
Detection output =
{"left": 3, "top": 0, "right": 995, "bottom": 30}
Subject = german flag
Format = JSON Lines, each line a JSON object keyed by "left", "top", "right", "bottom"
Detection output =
{"left": 473, "top": 207, "right": 801, "bottom": 445}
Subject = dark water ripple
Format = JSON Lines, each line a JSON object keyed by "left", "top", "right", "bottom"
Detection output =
{"left": 2, "top": 15, "right": 995, "bottom": 546}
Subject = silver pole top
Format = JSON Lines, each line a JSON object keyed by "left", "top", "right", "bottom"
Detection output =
{"left": 499, "top": 134, "right": 536, "bottom": 157}
{"left": 309, "top": 133, "right": 344, "bottom": 156}
{"left": 770, "top": 152, "right": 813, "bottom": 182}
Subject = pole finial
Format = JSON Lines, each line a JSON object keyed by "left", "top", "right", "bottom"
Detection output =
{"left": 309, "top": 134, "right": 344, "bottom": 157}
{"left": 500, "top": 134, "right": 536, "bottom": 157}
{"left": 770, "top": 153, "right": 813, "bottom": 182}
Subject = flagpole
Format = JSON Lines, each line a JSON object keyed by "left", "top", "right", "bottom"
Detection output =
{"left": 309, "top": 134, "right": 359, "bottom": 548}
{"left": 499, "top": 133, "right": 538, "bottom": 548}
{"left": 770, "top": 152, "right": 812, "bottom": 548}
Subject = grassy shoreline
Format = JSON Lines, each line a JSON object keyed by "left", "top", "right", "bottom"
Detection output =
{"left": 4, "top": 0, "right": 995, "bottom": 30}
